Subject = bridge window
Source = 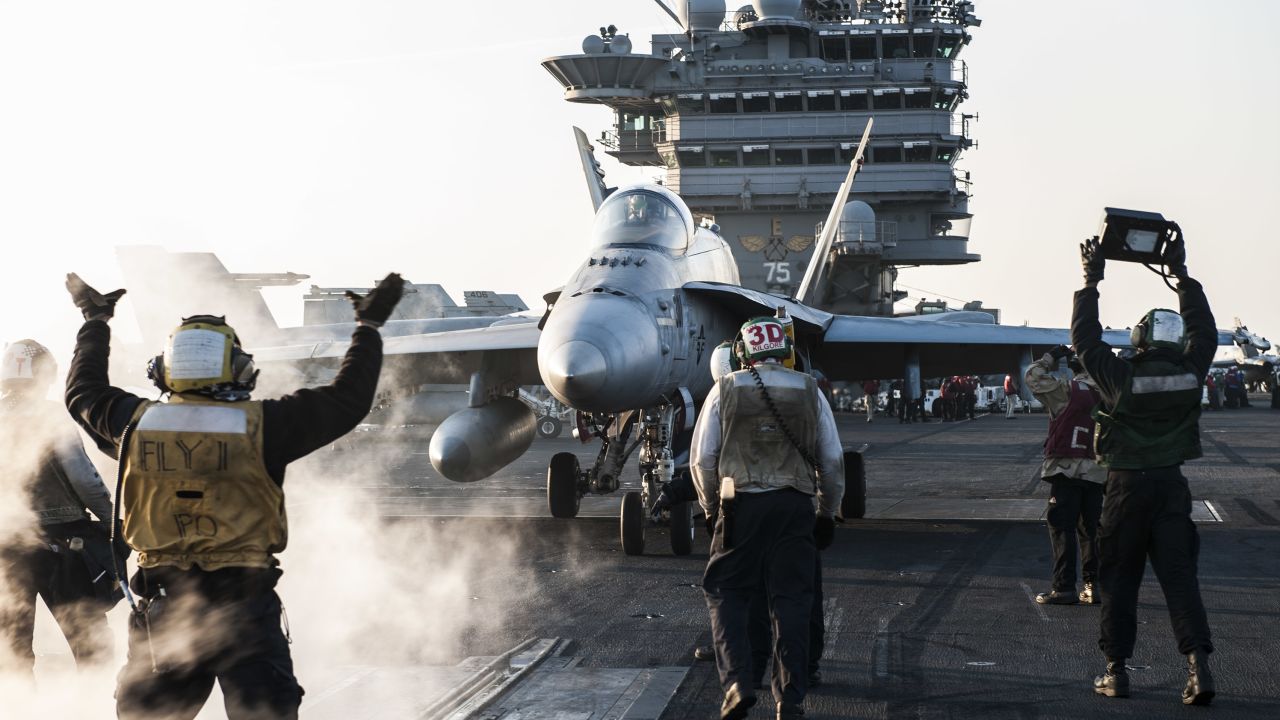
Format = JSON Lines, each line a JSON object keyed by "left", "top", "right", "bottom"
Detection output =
{"left": 807, "top": 90, "right": 836, "bottom": 112}
{"left": 676, "top": 93, "right": 705, "bottom": 115}
{"left": 742, "top": 92, "right": 770, "bottom": 113}
{"left": 807, "top": 147, "right": 837, "bottom": 165}
{"left": 839, "top": 143, "right": 858, "bottom": 164}
{"left": 820, "top": 37, "right": 847, "bottom": 62}
{"left": 912, "top": 34, "right": 936, "bottom": 58}
{"left": 872, "top": 145, "right": 903, "bottom": 163}
{"left": 710, "top": 149, "right": 738, "bottom": 167}
{"left": 840, "top": 90, "right": 868, "bottom": 111}
{"left": 775, "top": 92, "right": 802, "bottom": 112}
{"left": 677, "top": 146, "right": 706, "bottom": 167}
{"left": 774, "top": 148, "right": 803, "bottom": 165}
{"left": 709, "top": 93, "right": 737, "bottom": 113}
{"left": 904, "top": 87, "right": 932, "bottom": 109}
{"left": 904, "top": 142, "right": 932, "bottom": 162}
{"left": 934, "top": 88, "right": 959, "bottom": 110}
{"left": 871, "top": 88, "right": 901, "bottom": 110}
{"left": 850, "top": 35, "right": 876, "bottom": 61}
{"left": 882, "top": 34, "right": 910, "bottom": 59}
{"left": 935, "top": 145, "right": 957, "bottom": 163}
{"left": 937, "top": 35, "right": 962, "bottom": 58}
{"left": 742, "top": 145, "right": 770, "bottom": 167}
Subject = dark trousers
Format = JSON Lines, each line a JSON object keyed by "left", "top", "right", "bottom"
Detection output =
{"left": 1045, "top": 475, "right": 1103, "bottom": 591}
{"left": 116, "top": 567, "right": 303, "bottom": 720}
{"left": 0, "top": 541, "right": 112, "bottom": 675}
{"left": 1097, "top": 467, "right": 1213, "bottom": 659}
{"left": 748, "top": 553, "right": 824, "bottom": 685}
{"left": 704, "top": 489, "right": 816, "bottom": 706}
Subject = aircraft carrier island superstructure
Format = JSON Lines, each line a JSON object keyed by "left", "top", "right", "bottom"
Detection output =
{"left": 543, "top": 0, "right": 981, "bottom": 316}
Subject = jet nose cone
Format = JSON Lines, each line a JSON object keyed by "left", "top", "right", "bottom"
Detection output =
{"left": 544, "top": 340, "right": 608, "bottom": 405}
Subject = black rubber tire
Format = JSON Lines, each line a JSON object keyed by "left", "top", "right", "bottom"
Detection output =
{"left": 930, "top": 399, "right": 942, "bottom": 417}
{"left": 536, "top": 416, "right": 563, "bottom": 439}
{"left": 842, "top": 450, "right": 867, "bottom": 520}
{"left": 547, "top": 452, "right": 581, "bottom": 519}
{"left": 621, "top": 491, "right": 645, "bottom": 556}
{"left": 669, "top": 501, "right": 694, "bottom": 556}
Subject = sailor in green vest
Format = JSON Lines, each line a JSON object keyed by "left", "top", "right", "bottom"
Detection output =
{"left": 63, "top": 271, "right": 402, "bottom": 720}
{"left": 1072, "top": 235, "right": 1216, "bottom": 706}
{"left": 691, "top": 316, "right": 844, "bottom": 720}
{"left": 0, "top": 339, "right": 124, "bottom": 678}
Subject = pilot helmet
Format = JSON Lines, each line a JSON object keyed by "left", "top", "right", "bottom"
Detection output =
{"left": 1130, "top": 308, "right": 1185, "bottom": 351}
{"left": 735, "top": 317, "right": 791, "bottom": 365}
{"left": 1, "top": 339, "right": 56, "bottom": 395}
{"left": 147, "top": 315, "right": 257, "bottom": 402}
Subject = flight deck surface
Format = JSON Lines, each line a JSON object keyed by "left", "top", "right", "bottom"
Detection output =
{"left": 290, "top": 402, "right": 1280, "bottom": 719}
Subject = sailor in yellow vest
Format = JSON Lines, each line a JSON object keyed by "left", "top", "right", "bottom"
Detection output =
{"left": 63, "top": 272, "right": 403, "bottom": 720}
{"left": 691, "top": 317, "right": 844, "bottom": 720}
{"left": 1, "top": 339, "right": 123, "bottom": 677}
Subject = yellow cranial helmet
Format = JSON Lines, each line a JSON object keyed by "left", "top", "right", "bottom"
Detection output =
{"left": 148, "top": 315, "right": 257, "bottom": 400}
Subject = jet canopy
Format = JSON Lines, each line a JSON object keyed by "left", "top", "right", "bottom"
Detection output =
{"left": 589, "top": 187, "right": 692, "bottom": 254}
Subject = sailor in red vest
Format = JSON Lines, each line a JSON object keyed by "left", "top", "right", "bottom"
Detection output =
{"left": 1003, "top": 374, "right": 1019, "bottom": 418}
{"left": 1025, "top": 345, "right": 1105, "bottom": 605}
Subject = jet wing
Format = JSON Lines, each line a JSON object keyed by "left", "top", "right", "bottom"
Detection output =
{"left": 253, "top": 320, "right": 543, "bottom": 388}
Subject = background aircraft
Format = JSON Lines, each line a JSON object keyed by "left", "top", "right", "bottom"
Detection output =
{"left": 1213, "top": 320, "right": 1277, "bottom": 391}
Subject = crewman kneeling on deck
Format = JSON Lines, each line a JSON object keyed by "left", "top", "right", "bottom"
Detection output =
{"left": 63, "top": 271, "right": 402, "bottom": 720}
{"left": 692, "top": 317, "right": 843, "bottom": 720}
{"left": 1025, "top": 345, "right": 1105, "bottom": 606}
{"left": 1073, "top": 235, "right": 1216, "bottom": 706}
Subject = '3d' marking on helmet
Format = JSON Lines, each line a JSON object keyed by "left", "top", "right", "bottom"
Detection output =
{"left": 1130, "top": 308, "right": 1185, "bottom": 350}
{"left": 148, "top": 315, "right": 257, "bottom": 400}
{"left": 737, "top": 317, "right": 791, "bottom": 364}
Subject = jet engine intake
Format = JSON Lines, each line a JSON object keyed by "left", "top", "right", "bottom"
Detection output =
{"left": 429, "top": 396, "right": 536, "bottom": 483}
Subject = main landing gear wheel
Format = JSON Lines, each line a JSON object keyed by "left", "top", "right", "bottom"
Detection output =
{"left": 842, "top": 450, "right": 867, "bottom": 520}
{"left": 547, "top": 452, "right": 581, "bottom": 519}
{"left": 537, "top": 416, "right": 563, "bottom": 439}
{"left": 621, "top": 491, "right": 645, "bottom": 556}
{"left": 669, "top": 501, "right": 694, "bottom": 556}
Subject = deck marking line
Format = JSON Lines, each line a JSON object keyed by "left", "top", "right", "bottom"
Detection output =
{"left": 1019, "top": 582, "right": 1051, "bottom": 623}
{"left": 1204, "top": 501, "right": 1224, "bottom": 523}
{"left": 822, "top": 597, "right": 844, "bottom": 661}
{"left": 298, "top": 666, "right": 378, "bottom": 709}
{"left": 872, "top": 615, "right": 891, "bottom": 679}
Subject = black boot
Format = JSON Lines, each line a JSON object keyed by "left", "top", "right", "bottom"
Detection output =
{"left": 720, "top": 682, "right": 757, "bottom": 720}
{"left": 1093, "top": 659, "right": 1129, "bottom": 698}
{"left": 1182, "top": 649, "right": 1215, "bottom": 706}
{"left": 777, "top": 700, "right": 805, "bottom": 719}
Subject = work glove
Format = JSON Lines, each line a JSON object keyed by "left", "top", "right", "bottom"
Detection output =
{"left": 1163, "top": 229, "right": 1188, "bottom": 279}
{"left": 345, "top": 272, "right": 405, "bottom": 327}
{"left": 704, "top": 512, "right": 718, "bottom": 539}
{"left": 66, "top": 273, "right": 126, "bottom": 322}
{"left": 814, "top": 515, "right": 836, "bottom": 550}
{"left": 1080, "top": 236, "right": 1105, "bottom": 287}
{"left": 1049, "top": 345, "right": 1072, "bottom": 362}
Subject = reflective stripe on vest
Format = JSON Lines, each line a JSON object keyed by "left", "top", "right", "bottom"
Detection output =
{"left": 718, "top": 364, "right": 819, "bottom": 494}
{"left": 122, "top": 397, "right": 286, "bottom": 571}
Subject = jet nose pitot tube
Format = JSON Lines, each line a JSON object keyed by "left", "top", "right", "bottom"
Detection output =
{"left": 538, "top": 292, "right": 666, "bottom": 412}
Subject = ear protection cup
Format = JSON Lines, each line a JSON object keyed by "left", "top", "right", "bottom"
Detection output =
{"left": 146, "top": 354, "right": 170, "bottom": 393}
{"left": 1130, "top": 318, "right": 1149, "bottom": 349}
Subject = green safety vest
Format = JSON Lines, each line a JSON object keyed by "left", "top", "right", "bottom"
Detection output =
{"left": 1093, "top": 353, "right": 1203, "bottom": 470}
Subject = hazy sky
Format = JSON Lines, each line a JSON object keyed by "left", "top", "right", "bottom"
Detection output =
{"left": 2, "top": 0, "right": 1277, "bottom": 363}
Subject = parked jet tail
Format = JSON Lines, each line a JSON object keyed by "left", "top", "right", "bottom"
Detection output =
{"left": 115, "top": 245, "right": 304, "bottom": 349}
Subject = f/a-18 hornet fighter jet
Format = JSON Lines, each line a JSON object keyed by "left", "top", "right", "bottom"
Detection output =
{"left": 254, "top": 121, "right": 1181, "bottom": 555}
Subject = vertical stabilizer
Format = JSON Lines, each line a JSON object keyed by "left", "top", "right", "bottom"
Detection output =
{"left": 797, "top": 119, "right": 873, "bottom": 306}
{"left": 116, "top": 246, "right": 293, "bottom": 349}
{"left": 573, "top": 126, "right": 613, "bottom": 212}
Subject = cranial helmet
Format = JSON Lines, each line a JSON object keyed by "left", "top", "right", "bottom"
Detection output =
{"left": 1130, "top": 308, "right": 1185, "bottom": 351}
{"left": 147, "top": 315, "right": 257, "bottom": 401}
{"left": 736, "top": 316, "right": 791, "bottom": 365}
{"left": 709, "top": 340, "right": 737, "bottom": 382}
{"left": 1, "top": 339, "right": 56, "bottom": 393}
